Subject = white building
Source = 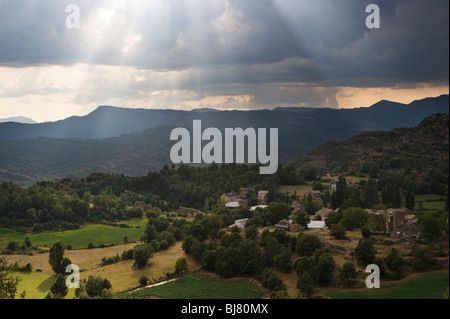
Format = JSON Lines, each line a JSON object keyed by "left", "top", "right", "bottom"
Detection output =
{"left": 308, "top": 220, "right": 327, "bottom": 230}
{"left": 250, "top": 205, "right": 268, "bottom": 211}
{"left": 227, "top": 218, "right": 248, "bottom": 230}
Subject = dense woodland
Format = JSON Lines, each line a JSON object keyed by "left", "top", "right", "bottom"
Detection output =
{"left": 0, "top": 159, "right": 448, "bottom": 233}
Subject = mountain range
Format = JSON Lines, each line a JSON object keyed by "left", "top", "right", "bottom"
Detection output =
{"left": 0, "top": 95, "right": 448, "bottom": 185}
{"left": 0, "top": 116, "right": 36, "bottom": 124}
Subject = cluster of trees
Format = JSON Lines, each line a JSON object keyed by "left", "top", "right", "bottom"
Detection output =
{"left": 45, "top": 240, "right": 114, "bottom": 299}
{"left": 0, "top": 163, "right": 294, "bottom": 232}
{"left": 359, "top": 155, "right": 449, "bottom": 197}
{"left": 0, "top": 181, "right": 144, "bottom": 231}
{"left": 182, "top": 222, "right": 296, "bottom": 292}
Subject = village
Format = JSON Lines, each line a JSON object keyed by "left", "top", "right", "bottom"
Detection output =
{"left": 221, "top": 182, "right": 426, "bottom": 240}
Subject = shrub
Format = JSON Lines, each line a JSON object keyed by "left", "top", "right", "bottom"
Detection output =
{"left": 361, "top": 227, "right": 371, "bottom": 238}
{"left": 296, "top": 234, "right": 321, "bottom": 257}
{"left": 354, "top": 238, "right": 377, "bottom": 266}
{"left": 330, "top": 224, "right": 347, "bottom": 239}
{"left": 139, "top": 276, "right": 149, "bottom": 287}
{"left": 338, "top": 262, "right": 357, "bottom": 287}
{"left": 297, "top": 271, "right": 314, "bottom": 299}
{"left": 261, "top": 268, "right": 285, "bottom": 291}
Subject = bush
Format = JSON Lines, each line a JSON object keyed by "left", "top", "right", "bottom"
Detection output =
{"left": 6, "top": 241, "right": 19, "bottom": 252}
{"left": 261, "top": 268, "right": 285, "bottom": 291}
{"left": 361, "top": 227, "right": 371, "bottom": 238}
{"left": 330, "top": 224, "right": 347, "bottom": 239}
{"left": 296, "top": 234, "right": 322, "bottom": 257}
{"left": 338, "top": 262, "right": 357, "bottom": 287}
{"left": 139, "top": 276, "right": 149, "bottom": 287}
{"left": 174, "top": 257, "right": 188, "bottom": 275}
{"left": 85, "top": 276, "right": 112, "bottom": 298}
{"left": 133, "top": 244, "right": 153, "bottom": 269}
{"left": 412, "top": 245, "right": 438, "bottom": 271}
{"left": 310, "top": 253, "right": 335, "bottom": 286}
{"left": 297, "top": 271, "right": 314, "bottom": 299}
{"left": 354, "top": 238, "right": 377, "bottom": 266}
{"left": 340, "top": 207, "right": 370, "bottom": 231}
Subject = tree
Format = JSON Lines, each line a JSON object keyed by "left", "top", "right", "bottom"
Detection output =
{"left": 362, "top": 179, "right": 378, "bottom": 208}
{"left": 296, "top": 234, "right": 321, "bottom": 257}
{"left": 293, "top": 257, "right": 314, "bottom": 276}
{"left": 49, "top": 241, "right": 71, "bottom": 275}
{"left": 297, "top": 272, "right": 314, "bottom": 299}
{"left": 421, "top": 215, "right": 441, "bottom": 238}
{"left": 294, "top": 212, "right": 311, "bottom": 228}
{"left": 313, "top": 182, "right": 323, "bottom": 191}
{"left": 340, "top": 207, "right": 370, "bottom": 231}
{"left": 267, "top": 202, "right": 292, "bottom": 224}
{"left": 85, "top": 276, "right": 112, "bottom": 298}
{"left": 139, "top": 276, "right": 149, "bottom": 287}
{"left": 264, "top": 236, "right": 283, "bottom": 266}
{"left": 133, "top": 244, "right": 153, "bottom": 269}
{"left": 274, "top": 248, "right": 293, "bottom": 273}
{"left": 325, "top": 211, "right": 342, "bottom": 228}
{"left": 245, "top": 225, "right": 258, "bottom": 240}
{"left": 50, "top": 274, "right": 68, "bottom": 298}
{"left": 335, "top": 177, "right": 348, "bottom": 207}
{"left": 6, "top": 241, "right": 19, "bottom": 252}
{"left": 354, "top": 238, "right": 377, "bottom": 266}
{"left": 261, "top": 268, "right": 285, "bottom": 291}
{"left": 338, "top": 262, "right": 357, "bottom": 287}
{"left": 24, "top": 237, "right": 32, "bottom": 249}
{"left": 330, "top": 223, "right": 347, "bottom": 239}
{"left": 411, "top": 245, "right": 438, "bottom": 271}
{"left": 386, "top": 248, "right": 405, "bottom": 273}
{"left": 0, "top": 257, "right": 20, "bottom": 299}
{"left": 361, "top": 227, "right": 371, "bottom": 238}
{"left": 405, "top": 188, "right": 415, "bottom": 211}
{"left": 175, "top": 257, "right": 188, "bottom": 275}
{"left": 311, "top": 253, "right": 335, "bottom": 286}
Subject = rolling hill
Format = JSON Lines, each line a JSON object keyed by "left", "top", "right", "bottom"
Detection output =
{"left": 289, "top": 113, "right": 449, "bottom": 177}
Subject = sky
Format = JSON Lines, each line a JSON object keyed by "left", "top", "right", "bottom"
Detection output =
{"left": 0, "top": 0, "right": 448, "bottom": 123}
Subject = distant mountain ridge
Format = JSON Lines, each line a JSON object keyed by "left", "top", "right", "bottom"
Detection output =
{"left": 0, "top": 95, "right": 448, "bottom": 185}
{"left": 0, "top": 95, "right": 447, "bottom": 141}
{"left": 0, "top": 116, "right": 36, "bottom": 124}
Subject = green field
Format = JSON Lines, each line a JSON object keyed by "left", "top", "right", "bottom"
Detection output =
{"left": 12, "top": 271, "right": 77, "bottom": 299}
{"left": 322, "top": 271, "right": 449, "bottom": 299}
{"left": 131, "top": 273, "right": 268, "bottom": 299}
{"left": 0, "top": 218, "right": 148, "bottom": 250}
{"left": 279, "top": 185, "right": 314, "bottom": 197}
{"left": 414, "top": 194, "right": 445, "bottom": 211}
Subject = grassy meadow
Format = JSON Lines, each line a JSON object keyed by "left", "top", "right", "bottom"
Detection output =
{"left": 0, "top": 218, "right": 148, "bottom": 250}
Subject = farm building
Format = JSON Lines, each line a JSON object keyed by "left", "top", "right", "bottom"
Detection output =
{"left": 308, "top": 220, "right": 327, "bottom": 230}
{"left": 258, "top": 190, "right": 269, "bottom": 203}
{"left": 314, "top": 208, "right": 334, "bottom": 220}
{"left": 275, "top": 219, "right": 291, "bottom": 230}
{"left": 310, "top": 190, "right": 322, "bottom": 200}
{"left": 250, "top": 205, "right": 268, "bottom": 211}
{"left": 227, "top": 218, "right": 248, "bottom": 231}
{"left": 388, "top": 208, "right": 424, "bottom": 239}
{"left": 225, "top": 201, "right": 240, "bottom": 209}
{"left": 393, "top": 220, "right": 425, "bottom": 239}
{"left": 290, "top": 201, "right": 306, "bottom": 219}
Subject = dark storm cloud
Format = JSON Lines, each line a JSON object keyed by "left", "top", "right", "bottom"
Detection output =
{"left": 0, "top": 0, "right": 447, "bottom": 87}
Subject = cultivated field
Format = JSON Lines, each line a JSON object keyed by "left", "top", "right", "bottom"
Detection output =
{"left": 130, "top": 273, "right": 268, "bottom": 299}
{"left": 320, "top": 271, "right": 449, "bottom": 299}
